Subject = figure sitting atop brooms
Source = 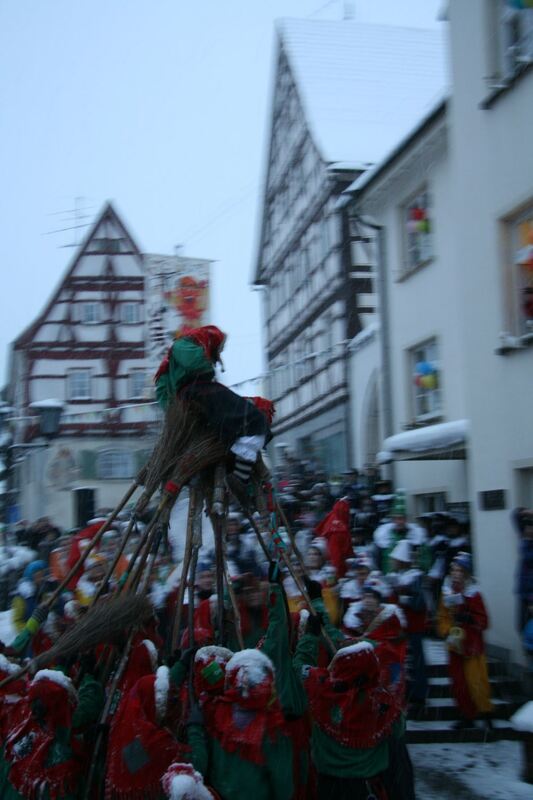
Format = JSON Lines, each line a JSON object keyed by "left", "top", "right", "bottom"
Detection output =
{"left": 154, "top": 324, "right": 274, "bottom": 494}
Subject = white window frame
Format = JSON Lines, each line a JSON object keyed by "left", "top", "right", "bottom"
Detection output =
{"left": 507, "top": 204, "right": 533, "bottom": 337}
{"left": 129, "top": 371, "right": 147, "bottom": 399}
{"left": 499, "top": 2, "right": 533, "bottom": 82}
{"left": 401, "top": 186, "right": 433, "bottom": 275}
{"left": 97, "top": 450, "right": 134, "bottom": 480}
{"left": 409, "top": 339, "right": 442, "bottom": 422}
{"left": 121, "top": 302, "right": 141, "bottom": 325}
{"left": 68, "top": 369, "right": 91, "bottom": 401}
{"left": 80, "top": 302, "right": 101, "bottom": 325}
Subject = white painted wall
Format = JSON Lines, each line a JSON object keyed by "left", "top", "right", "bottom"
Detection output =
{"left": 447, "top": 0, "right": 533, "bottom": 660}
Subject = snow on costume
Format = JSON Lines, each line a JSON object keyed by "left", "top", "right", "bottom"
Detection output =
{"left": 161, "top": 762, "right": 220, "bottom": 800}
{"left": 105, "top": 666, "right": 188, "bottom": 800}
{"left": 154, "top": 326, "right": 272, "bottom": 481}
{"left": 295, "top": 640, "right": 395, "bottom": 800}
{"left": 187, "top": 649, "right": 293, "bottom": 800}
{"left": 0, "top": 655, "right": 27, "bottom": 743}
{"left": 0, "top": 668, "right": 103, "bottom": 800}
{"left": 315, "top": 498, "right": 354, "bottom": 578}
{"left": 437, "top": 554, "right": 492, "bottom": 721}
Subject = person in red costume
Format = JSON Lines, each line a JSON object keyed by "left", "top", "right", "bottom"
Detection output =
{"left": 315, "top": 498, "right": 354, "bottom": 578}
{"left": 437, "top": 552, "right": 493, "bottom": 730}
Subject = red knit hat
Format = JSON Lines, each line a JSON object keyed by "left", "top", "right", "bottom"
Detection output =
{"left": 211, "top": 650, "right": 285, "bottom": 765}
{"left": 162, "top": 762, "right": 221, "bottom": 800}
{"left": 5, "top": 670, "right": 83, "bottom": 800}
{"left": 193, "top": 645, "right": 233, "bottom": 700}
{"left": 105, "top": 666, "right": 189, "bottom": 800}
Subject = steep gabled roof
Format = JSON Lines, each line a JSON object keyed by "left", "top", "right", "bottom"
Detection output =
{"left": 13, "top": 202, "right": 143, "bottom": 349}
{"left": 277, "top": 18, "right": 448, "bottom": 167}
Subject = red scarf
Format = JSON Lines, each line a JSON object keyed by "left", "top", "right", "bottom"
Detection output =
{"left": 5, "top": 676, "right": 85, "bottom": 800}
{"left": 211, "top": 673, "right": 285, "bottom": 765}
{"left": 105, "top": 673, "right": 188, "bottom": 800}
{"left": 305, "top": 645, "right": 396, "bottom": 749}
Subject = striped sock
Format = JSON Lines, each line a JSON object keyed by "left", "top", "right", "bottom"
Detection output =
{"left": 233, "top": 456, "right": 253, "bottom": 484}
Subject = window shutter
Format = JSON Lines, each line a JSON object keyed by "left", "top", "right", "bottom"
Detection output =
{"left": 79, "top": 450, "right": 97, "bottom": 479}
{"left": 135, "top": 450, "right": 151, "bottom": 475}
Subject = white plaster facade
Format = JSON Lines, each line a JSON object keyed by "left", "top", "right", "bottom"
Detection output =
{"left": 345, "top": 0, "right": 533, "bottom": 660}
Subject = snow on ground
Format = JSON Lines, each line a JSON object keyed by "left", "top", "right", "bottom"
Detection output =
{"left": 411, "top": 740, "right": 531, "bottom": 799}
{"left": 0, "top": 609, "right": 15, "bottom": 645}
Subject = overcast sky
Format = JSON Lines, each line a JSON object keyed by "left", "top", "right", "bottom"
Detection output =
{"left": 0, "top": 0, "right": 443, "bottom": 390}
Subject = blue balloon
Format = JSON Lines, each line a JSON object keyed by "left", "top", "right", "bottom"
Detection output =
{"left": 415, "top": 361, "right": 426, "bottom": 375}
{"left": 420, "top": 361, "right": 433, "bottom": 376}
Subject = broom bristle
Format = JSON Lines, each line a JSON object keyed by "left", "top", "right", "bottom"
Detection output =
{"left": 33, "top": 595, "right": 154, "bottom": 669}
{"left": 140, "top": 397, "right": 229, "bottom": 502}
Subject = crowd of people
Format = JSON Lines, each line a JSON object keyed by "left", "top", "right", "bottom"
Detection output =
{"left": 0, "top": 463, "right": 505, "bottom": 800}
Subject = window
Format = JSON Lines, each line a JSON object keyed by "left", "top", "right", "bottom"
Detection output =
{"left": 499, "top": 2, "right": 533, "bottom": 82}
{"left": 68, "top": 370, "right": 91, "bottom": 400}
{"left": 410, "top": 339, "right": 442, "bottom": 421}
{"left": 508, "top": 206, "right": 533, "bottom": 335}
{"left": 80, "top": 303, "right": 101, "bottom": 324}
{"left": 121, "top": 303, "right": 141, "bottom": 324}
{"left": 402, "top": 188, "right": 433, "bottom": 273}
{"left": 129, "top": 371, "right": 147, "bottom": 399}
{"left": 414, "top": 492, "right": 447, "bottom": 516}
{"left": 97, "top": 450, "right": 134, "bottom": 480}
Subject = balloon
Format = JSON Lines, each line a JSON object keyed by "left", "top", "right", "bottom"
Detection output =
{"left": 413, "top": 207, "right": 425, "bottom": 221}
{"left": 406, "top": 220, "right": 418, "bottom": 234}
{"left": 421, "top": 374, "right": 437, "bottom": 390}
{"left": 420, "top": 362, "right": 433, "bottom": 376}
{"left": 414, "top": 374, "right": 423, "bottom": 387}
{"left": 415, "top": 361, "right": 426, "bottom": 375}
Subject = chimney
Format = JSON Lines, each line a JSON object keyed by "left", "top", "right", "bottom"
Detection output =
{"left": 343, "top": 2, "right": 355, "bottom": 20}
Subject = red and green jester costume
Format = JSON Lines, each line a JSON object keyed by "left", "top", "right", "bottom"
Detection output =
{"left": 295, "top": 639, "right": 397, "bottom": 800}
{"left": 0, "top": 668, "right": 103, "bottom": 800}
{"left": 187, "top": 648, "right": 294, "bottom": 800}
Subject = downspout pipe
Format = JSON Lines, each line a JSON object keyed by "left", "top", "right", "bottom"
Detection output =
{"left": 352, "top": 211, "right": 395, "bottom": 485}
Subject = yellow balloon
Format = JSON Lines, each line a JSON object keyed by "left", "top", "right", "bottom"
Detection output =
{"left": 421, "top": 374, "right": 436, "bottom": 389}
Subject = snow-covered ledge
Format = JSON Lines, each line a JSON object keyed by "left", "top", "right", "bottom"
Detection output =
{"left": 383, "top": 419, "right": 469, "bottom": 459}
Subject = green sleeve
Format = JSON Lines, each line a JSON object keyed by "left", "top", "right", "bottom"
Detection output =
{"left": 292, "top": 631, "right": 319, "bottom": 675}
{"left": 169, "top": 660, "right": 187, "bottom": 688}
{"left": 72, "top": 675, "right": 104, "bottom": 729}
{"left": 264, "top": 733, "right": 294, "bottom": 800}
{"left": 261, "top": 583, "right": 307, "bottom": 716}
{"left": 156, "top": 339, "right": 214, "bottom": 408}
{"left": 186, "top": 723, "right": 209, "bottom": 776}
{"left": 312, "top": 596, "right": 344, "bottom": 649}
{"left": 9, "top": 627, "right": 35, "bottom": 655}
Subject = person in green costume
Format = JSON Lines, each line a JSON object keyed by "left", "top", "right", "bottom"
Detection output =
{"left": 154, "top": 325, "right": 273, "bottom": 486}
{"left": 373, "top": 491, "right": 429, "bottom": 574}
{"left": 294, "top": 633, "right": 398, "bottom": 800}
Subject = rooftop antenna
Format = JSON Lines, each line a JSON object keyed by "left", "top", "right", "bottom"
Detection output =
{"left": 343, "top": 2, "right": 355, "bottom": 20}
{"left": 174, "top": 244, "right": 184, "bottom": 256}
{"left": 43, "top": 196, "right": 93, "bottom": 248}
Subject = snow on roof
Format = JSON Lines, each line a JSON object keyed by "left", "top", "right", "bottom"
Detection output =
{"left": 383, "top": 419, "right": 469, "bottom": 457}
{"left": 277, "top": 18, "right": 449, "bottom": 165}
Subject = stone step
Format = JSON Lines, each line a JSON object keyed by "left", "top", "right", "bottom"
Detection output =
{"left": 426, "top": 660, "right": 504, "bottom": 679}
{"left": 406, "top": 722, "right": 523, "bottom": 745}
{"left": 425, "top": 675, "right": 523, "bottom": 699}
{"left": 408, "top": 696, "right": 521, "bottom": 722}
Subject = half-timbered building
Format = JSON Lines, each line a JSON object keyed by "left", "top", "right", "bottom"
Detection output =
{"left": 253, "top": 18, "right": 447, "bottom": 473}
{"left": 7, "top": 203, "right": 210, "bottom": 527}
